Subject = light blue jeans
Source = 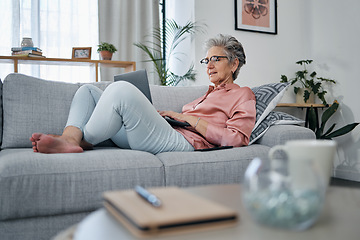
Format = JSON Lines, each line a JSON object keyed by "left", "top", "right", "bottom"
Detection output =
{"left": 65, "top": 81, "right": 194, "bottom": 154}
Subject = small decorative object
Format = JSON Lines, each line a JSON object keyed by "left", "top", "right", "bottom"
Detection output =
{"left": 72, "top": 47, "right": 92, "bottom": 59}
{"left": 280, "top": 60, "right": 336, "bottom": 105}
{"left": 242, "top": 158, "right": 325, "bottom": 231}
{"left": 21, "top": 37, "right": 34, "bottom": 47}
{"left": 235, "top": 0, "right": 277, "bottom": 34}
{"left": 97, "top": 42, "right": 117, "bottom": 60}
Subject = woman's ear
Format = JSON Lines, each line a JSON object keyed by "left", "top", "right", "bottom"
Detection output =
{"left": 231, "top": 58, "right": 239, "bottom": 73}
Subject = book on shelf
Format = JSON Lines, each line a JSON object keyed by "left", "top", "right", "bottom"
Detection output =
{"left": 12, "top": 50, "right": 43, "bottom": 56}
{"left": 11, "top": 53, "right": 46, "bottom": 58}
{"left": 11, "top": 47, "right": 42, "bottom": 52}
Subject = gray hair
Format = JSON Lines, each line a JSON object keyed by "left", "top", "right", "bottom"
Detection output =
{"left": 204, "top": 34, "right": 246, "bottom": 80}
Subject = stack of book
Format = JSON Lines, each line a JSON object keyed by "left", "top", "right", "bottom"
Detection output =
{"left": 11, "top": 47, "right": 45, "bottom": 58}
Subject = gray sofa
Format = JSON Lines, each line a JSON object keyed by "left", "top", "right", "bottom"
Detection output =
{"left": 0, "top": 73, "right": 315, "bottom": 240}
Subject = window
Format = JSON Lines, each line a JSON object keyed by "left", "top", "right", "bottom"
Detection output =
{"left": 0, "top": 0, "right": 99, "bottom": 83}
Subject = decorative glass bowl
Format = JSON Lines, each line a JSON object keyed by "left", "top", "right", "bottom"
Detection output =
{"left": 242, "top": 158, "right": 325, "bottom": 231}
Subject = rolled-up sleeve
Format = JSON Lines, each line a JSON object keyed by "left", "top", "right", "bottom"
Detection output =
{"left": 205, "top": 99, "right": 256, "bottom": 147}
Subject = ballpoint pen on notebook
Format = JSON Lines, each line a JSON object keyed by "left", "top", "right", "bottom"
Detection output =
{"left": 135, "top": 185, "right": 162, "bottom": 208}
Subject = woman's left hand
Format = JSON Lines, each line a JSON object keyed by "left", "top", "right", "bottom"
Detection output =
{"left": 158, "top": 111, "right": 208, "bottom": 136}
{"left": 158, "top": 110, "right": 189, "bottom": 122}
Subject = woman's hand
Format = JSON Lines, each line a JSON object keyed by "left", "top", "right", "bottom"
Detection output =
{"left": 158, "top": 110, "right": 188, "bottom": 122}
{"left": 158, "top": 111, "right": 208, "bottom": 137}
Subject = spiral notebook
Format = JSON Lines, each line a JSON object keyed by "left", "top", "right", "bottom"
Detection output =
{"left": 103, "top": 187, "right": 238, "bottom": 237}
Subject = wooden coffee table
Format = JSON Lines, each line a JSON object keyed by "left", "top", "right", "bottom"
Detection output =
{"left": 54, "top": 184, "right": 360, "bottom": 240}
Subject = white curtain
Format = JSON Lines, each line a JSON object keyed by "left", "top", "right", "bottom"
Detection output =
{"left": 98, "top": 0, "right": 160, "bottom": 84}
{"left": 0, "top": 0, "right": 99, "bottom": 83}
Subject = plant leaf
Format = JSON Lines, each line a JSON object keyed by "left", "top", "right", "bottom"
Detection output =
{"left": 317, "top": 91, "right": 327, "bottom": 105}
{"left": 318, "top": 77, "right": 336, "bottom": 84}
{"left": 280, "top": 75, "right": 288, "bottom": 83}
{"left": 310, "top": 71, "right": 317, "bottom": 78}
{"left": 294, "top": 86, "right": 300, "bottom": 94}
{"left": 322, "top": 123, "right": 336, "bottom": 137}
{"left": 321, "top": 101, "right": 338, "bottom": 128}
{"left": 324, "top": 123, "right": 360, "bottom": 139}
{"left": 303, "top": 89, "right": 310, "bottom": 103}
{"left": 308, "top": 106, "right": 317, "bottom": 132}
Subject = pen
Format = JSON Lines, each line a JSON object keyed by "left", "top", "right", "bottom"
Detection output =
{"left": 135, "top": 185, "right": 162, "bottom": 208}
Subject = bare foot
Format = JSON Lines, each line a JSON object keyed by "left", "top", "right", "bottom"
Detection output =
{"left": 30, "top": 133, "right": 83, "bottom": 153}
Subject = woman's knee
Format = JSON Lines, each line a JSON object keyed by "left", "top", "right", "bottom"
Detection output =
{"left": 105, "top": 81, "right": 141, "bottom": 101}
{"left": 78, "top": 84, "right": 102, "bottom": 93}
{"left": 75, "top": 84, "right": 103, "bottom": 100}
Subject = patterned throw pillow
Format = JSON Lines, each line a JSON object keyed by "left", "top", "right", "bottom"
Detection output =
{"left": 249, "top": 111, "right": 304, "bottom": 145}
{"left": 251, "top": 82, "right": 290, "bottom": 131}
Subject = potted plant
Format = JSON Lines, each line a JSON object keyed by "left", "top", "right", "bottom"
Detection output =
{"left": 97, "top": 42, "right": 117, "bottom": 60}
{"left": 280, "top": 60, "right": 336, "bottom": 105}
{"left": 134, "top": 19, "right": 206, "bottom": 86}
{"left": 308, "top": 100, "right": 359, "bottom": 139}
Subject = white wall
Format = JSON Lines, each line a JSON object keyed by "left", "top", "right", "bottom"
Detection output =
{"left": 310, "top": 0, "right": 360, "bottom": 181}
{"left": 193, "top": 0, "right": 360, "bottom": 181}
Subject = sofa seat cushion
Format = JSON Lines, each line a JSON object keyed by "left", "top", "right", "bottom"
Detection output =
{"left": 157, "top": 144, "right": 270, "bottom": 187}
{"left": 0, "top": 148, "right": 165, "bottom": 220}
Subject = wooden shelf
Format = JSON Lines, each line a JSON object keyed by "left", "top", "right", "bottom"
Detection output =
{"left": 276, "top": 102, "right": 330, "bottom": 128}
{"left": 276, "top": 103, "right": 328, "bottom": 108}
{"left": 0, "top": 56, "right": 136, "bottom": 82}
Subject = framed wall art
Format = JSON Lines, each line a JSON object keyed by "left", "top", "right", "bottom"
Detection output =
{"left": 72, "top": 47, "right": 92, "bottom": 59}
{"left": 235, "top": 0, "right": 277, "bottom": 34}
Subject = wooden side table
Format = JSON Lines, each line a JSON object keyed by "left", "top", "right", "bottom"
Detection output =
{"left": 276, "top": 103, "right": 329, "bottom": 128}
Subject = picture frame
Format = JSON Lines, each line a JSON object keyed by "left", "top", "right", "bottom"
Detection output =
{"left": 72, "top": 47, "right": 92, "bottom": 59}
{"left": 235, "top": 0, "right": 277, "bottom": 34}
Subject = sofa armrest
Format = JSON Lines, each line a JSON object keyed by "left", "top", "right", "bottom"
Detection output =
{"left": 256, "top": 125, "right": 316, "bottom": 148}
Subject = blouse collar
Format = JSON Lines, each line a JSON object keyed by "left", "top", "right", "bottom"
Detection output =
{"left": 209, "top": 83, "right": 240, "bottom": 92}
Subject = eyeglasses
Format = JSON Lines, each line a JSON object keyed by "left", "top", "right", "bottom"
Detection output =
{"left": 200, "top": 56, "right": 228, "bottom": 65}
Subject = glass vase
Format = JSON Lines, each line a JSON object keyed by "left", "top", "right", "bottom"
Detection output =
{"left": 242, "top": 157, "right": 325, "bottom": 231}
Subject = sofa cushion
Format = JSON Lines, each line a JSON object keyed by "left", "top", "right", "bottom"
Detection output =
{"left": 0, "top": 148, "right": 165, "bottom": 220}
{"left": 1, "top": 74, "right": 110, "bottom": 149}
{"left": 249, "top": 111, "right": 304, "bottom": 145}
{"left": 157, "top": 144, "right": 270, "bottom": 187}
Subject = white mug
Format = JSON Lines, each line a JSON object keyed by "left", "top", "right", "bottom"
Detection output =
{"left": 269, "top": 139, "right": 337, "bottom": 189}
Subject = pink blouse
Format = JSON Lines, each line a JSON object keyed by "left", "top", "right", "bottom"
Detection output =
{"left": 175, "top": 83, "right": 256, "bottom": 149}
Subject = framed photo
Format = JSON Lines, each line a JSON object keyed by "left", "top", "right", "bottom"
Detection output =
{"left": 72, "top": 47, "right": 92, "bottom": 59}
{"left": 235, "top": 0, "right": 277, "bottom": 34}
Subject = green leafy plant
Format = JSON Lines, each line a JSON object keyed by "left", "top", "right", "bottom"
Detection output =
{"left": 134, "top": 19, "right": 206, "bottom": 86}
{"left": 309, "top": 100, "right": 359, "bottom": 139}
{"left": 97, "top": 42, "right": 117, "bottom": 53}
{"left": 280, "top": 60, "right": 336, "bottom": 105}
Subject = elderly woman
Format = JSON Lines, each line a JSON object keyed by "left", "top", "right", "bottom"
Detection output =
{"left": 30, "top": 34, "right": 256, "bottom": 154}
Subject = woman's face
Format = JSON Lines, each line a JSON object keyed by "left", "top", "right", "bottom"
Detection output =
{"left": 205, "top": 46, "right": 238, "bottom": 86}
